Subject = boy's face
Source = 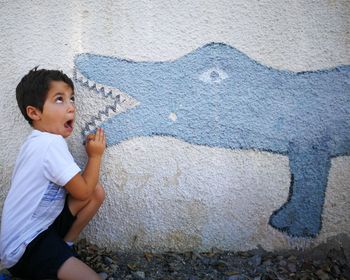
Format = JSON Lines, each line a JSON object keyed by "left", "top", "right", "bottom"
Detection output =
{"left": 30, "top": 81, "right": 75, "bottom": 138}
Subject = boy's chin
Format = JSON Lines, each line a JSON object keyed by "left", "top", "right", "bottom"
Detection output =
{"left": 56, "top": 129, "right": 73, "bottom": 138}
{"left": 63, "top": 126, "right": 74, "bottom": 137}
{"left": 63, "top": 131, "right": 73, "bottom": 138}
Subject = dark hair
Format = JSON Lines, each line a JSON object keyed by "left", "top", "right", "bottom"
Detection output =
{"left": 16, "top": 67, "right": 74, "bottom": 125}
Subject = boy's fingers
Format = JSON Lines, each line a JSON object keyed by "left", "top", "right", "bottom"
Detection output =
{"left": 101, "top": 129, "right": 105, "bottom": 143}
{"left": 101, "top": 130, "right": 106, "bottom": 148}
{"left": 96, "top": 128, "right": 103, "bottom": 142}
{"left": 87, "top": 134, "right": 95, "bottom": 142}
{"left": 87, "top": 128, "right": 105, "bottom": 145}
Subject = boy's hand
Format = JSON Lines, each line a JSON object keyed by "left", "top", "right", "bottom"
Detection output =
{"left": 85, "top": 128, "right": 106, "bottom": 158}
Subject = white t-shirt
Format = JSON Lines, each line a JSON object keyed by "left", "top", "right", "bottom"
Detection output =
{"left": 0, "top": 130, "right": 81, "bottom": 268}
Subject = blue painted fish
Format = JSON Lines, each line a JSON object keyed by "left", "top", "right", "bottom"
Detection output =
{"left": 74, "top": 42, "right": 350, "bottom": 238}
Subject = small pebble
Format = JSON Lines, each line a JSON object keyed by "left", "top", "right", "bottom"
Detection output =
{"left": 98, "top": 272, "right": 108, "bottom": 280}
{"left": 287, "top": 262, "right": 297, "bottom": 273}
{"left": 279, "top": 259, "right": 287, "bottom": 266}
{"left": 133, "top": 271, "right": 145, "bottom": 279}
{"left": 249, "top": 255, "right": 262, "bottom": 266}
{"left": 316, "top": 269, "right": 330, "bottom": 280}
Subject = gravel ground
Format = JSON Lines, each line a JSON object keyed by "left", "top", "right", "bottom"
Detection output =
{"left": 1, "top": 237, "right": 349, "bottom": 280}
{"left": 77, "top": 238, "right": 349, "bottom": 280}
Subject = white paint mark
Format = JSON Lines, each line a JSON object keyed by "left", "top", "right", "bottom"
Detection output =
{"left": 169, "top": 112, "right": 177, "bottom": 122}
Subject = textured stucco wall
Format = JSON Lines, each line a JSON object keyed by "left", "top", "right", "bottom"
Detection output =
{"left": 0, "top": 0, "right": 349, "bottom": 253}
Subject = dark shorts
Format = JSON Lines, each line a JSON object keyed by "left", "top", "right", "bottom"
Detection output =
{"left": 8, "top": 198, "right": 76, "bottom": 279}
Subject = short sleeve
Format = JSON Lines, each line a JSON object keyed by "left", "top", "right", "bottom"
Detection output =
{"left": 43, "top": 136, "right": 81, "bottom": 186}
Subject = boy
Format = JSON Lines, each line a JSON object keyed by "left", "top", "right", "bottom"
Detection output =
{"left": 0, "top": 67, "right": 105, "bottom": 279}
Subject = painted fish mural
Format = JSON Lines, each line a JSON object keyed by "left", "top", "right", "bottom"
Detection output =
{"left": 74, "top": 42, "right": 350, "bottom": 238}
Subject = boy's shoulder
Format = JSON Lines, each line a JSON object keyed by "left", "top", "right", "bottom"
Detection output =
{"left": 28, "top": 130, "right": 64, "bottom": 141}
{"left": 15, "top": 130, "right": 72, "bottom": 169}
{"left": 23, "top": 130, "right": 66, "bottom": 151}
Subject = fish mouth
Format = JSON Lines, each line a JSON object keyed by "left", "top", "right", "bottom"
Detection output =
{"left": 73, "top": 68, "right": 139, "bottom": 137}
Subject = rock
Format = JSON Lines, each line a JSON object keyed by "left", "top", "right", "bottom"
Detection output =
{"left": 279, "top": 259, "right": 287, "bottom": 266}
{"left": 262, "top": 259, "right": 272, "bottom": 266}
{"left": 287, "top": 262, "right": 297, "bottom": 273}
{"left": 249, "top": 255, "right": 262, "bottom": 266}
{"left": 315, "top": 269, "right": 330, "bottom": 280}
{"left": 98, "top": 272, "right": 108, "bottom": 280}
{"left": 132, "top": 271, "right": 145, "bottom": 279}
{"left": 213, "top": 260, "right": 229, "bottom": 270}
{"left": 330, "top": 264, "right": 341, "bottom": 276}
{"left": 103, "top": 256, "right": 114, "bottom": 265}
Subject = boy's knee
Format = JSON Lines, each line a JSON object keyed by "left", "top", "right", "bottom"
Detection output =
{"left": 94, "top": 183, "right": 105, "bottom": 204}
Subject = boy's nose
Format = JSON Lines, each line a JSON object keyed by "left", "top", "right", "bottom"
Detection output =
{"left": 67, "top": 102, "right": 75, "bottom": 112}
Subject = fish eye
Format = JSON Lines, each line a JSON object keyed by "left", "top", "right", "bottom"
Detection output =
{"left": 199, "top": 67, "right": 228, "bottom": 84}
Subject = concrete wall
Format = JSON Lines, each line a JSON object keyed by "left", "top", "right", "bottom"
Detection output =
{"left": 0, "top": 0, "right": 349, "bottom": 253}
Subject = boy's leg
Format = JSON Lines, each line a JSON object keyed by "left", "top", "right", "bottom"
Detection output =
{"left": 57, "top": 257, "right": 101, "bottom": 280}
{"left": 64, "top": 183, "right": 105, "bottom": 242}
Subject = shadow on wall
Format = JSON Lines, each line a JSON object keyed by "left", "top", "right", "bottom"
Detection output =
{"left": 74, "top": 42, "right": 350, "bottom": 238}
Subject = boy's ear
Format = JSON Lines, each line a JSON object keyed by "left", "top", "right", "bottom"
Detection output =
{"left": 26, "top": 106, "right": 42, "bottom": 121}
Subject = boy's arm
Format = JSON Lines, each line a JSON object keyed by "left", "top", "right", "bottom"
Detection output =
{"left": 65, "top": 128, "right": 106, "bottom": 200}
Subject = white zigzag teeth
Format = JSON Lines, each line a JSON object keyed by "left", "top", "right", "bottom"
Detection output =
{"left": 76, "top": 71, "right": 89, "bottom": 85}
{"left": 85, "top": 107, "right": 117, "bottom": 135}
{"left": 75, "top": 70, "right": 96, "bottom": 89}
{"left": 75, "top": 70, "right": 85, "bottom": 81}
{"left": 103, "top": 86, "right": 115, "bottom": 97}
{"left": 106, "top": 106, "right": 116, "bottom": 115}
{"left": 115, "top": 103, "right": 123, "bottom": 111}
{"left": 90, "top": 84, "right": 97, "bottom": 91}
{"left": 94, "top": 119, "right": 103, "bottom": 128}
{"left": 118, "top": 94, "right": 127, "bottom": 103}
{"left": 82, "top": 79, "right": 89, "bottom": 87}
{"left": 74, "top": 69, "right": 123, "bottom": 101}
{"left": 95, "top": 83, "right": 104, "bottom": 91}
{"left": 94, "top": 113, "right": 108, "bottom": 128}
{"left": 88, "top": 123, "right": 96, "bottom": 132}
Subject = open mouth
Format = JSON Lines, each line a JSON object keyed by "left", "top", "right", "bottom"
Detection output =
{"left": 64, "top": 119, "right": 74, "bottom": 130}
{"left": 73, "top": 68, "right": 139, "bottom": 136}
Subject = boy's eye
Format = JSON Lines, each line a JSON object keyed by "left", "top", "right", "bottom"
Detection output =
{"left": 55, "top": 96, "right": 63, "bottom": 103}
{"left": 70, "top": 96, "right": 75, "bottom": 103}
